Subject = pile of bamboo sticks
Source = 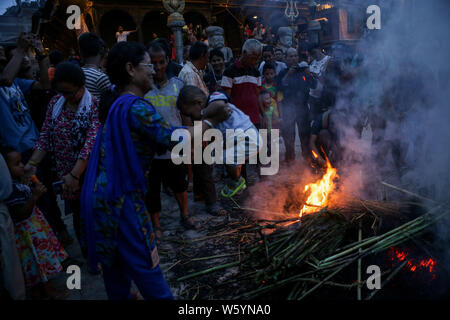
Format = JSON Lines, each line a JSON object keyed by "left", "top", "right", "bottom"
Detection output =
{"left": 176, "top": 201, "right": 448, "bottom": 300}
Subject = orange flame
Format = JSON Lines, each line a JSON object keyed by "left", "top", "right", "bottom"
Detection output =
{"left": 299, "top": 153, "right": 338, "bottom": 217}
{"left": 312, "top": 150, "right": 319, "bottom": 159}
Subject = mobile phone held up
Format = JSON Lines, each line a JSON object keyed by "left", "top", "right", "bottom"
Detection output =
{"left": 52, "top": 180, "right": 64, "bottom": 194}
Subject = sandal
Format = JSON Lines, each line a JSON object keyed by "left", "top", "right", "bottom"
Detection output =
{"left": 220, "top": 177, "right": 246, "bottom": 198}
{"left": 180, "top": 215, "right": 200, "bottom": 230}
{"left": 206, "top": 202, "right": 227, "bottom": 216}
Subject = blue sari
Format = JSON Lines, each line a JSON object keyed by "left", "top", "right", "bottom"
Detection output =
{"left": 81, "top": 94, "right": 175, "bottom": 274}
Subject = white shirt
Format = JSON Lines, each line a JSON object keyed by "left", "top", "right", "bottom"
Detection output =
{"left": 116, "top": 31, "right": 131, "bottom": 42}
{"left": 309, "top": 55, "right": 331, "bottom": 76}
{"left": 215, "top": 103, "right": 254, "bottom": 135}
{"left": 309, "top": 55, "right": 331, "bottom": 98}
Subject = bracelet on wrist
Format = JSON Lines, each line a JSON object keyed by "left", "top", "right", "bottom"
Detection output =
{"left": 69, "top": 172, "right": 79, "bottom": 180}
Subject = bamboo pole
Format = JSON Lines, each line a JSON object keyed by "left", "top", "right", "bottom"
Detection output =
{"left": 188, "top": 253, "right": 239, "bottom": 262}
{"left": 298, "top": 259, "right": 355, "bottom": 300}
{"left": 380, "top": 181, "right": 438, "bottom": 204}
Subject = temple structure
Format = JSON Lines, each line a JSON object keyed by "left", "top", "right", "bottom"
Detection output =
{"left": 1, "top": 0, "right": 376, "bottom": 55}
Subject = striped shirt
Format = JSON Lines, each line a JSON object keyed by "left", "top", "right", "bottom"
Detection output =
{"left": 82, "top": 67, "right": 111, "bottom": 100}
{"left": 221, "top": 59, "right": 262, "bottom": 125}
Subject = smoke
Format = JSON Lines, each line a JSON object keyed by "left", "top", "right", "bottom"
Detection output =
{"left": 242, "top": 0, "right": 450, "bottom": 295}
{"left": 244, "top": 161, "right": 317, "bottom": 221}
{"left": 246, "top": 0, "right": 450, "bottom": 224}
{"left": 335, "top": 0, "right": 450, "bottom": 202}
{"left": 328, "top": 0, "right": 450, "bottom": 281}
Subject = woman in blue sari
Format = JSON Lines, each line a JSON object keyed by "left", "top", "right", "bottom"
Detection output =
{"left": 81, "top": 42, "right": 231, "bottom": 300}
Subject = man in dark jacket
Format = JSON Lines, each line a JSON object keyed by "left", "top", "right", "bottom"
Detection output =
{"left": 277, "top": 48, "right": 315, "bottom": 163}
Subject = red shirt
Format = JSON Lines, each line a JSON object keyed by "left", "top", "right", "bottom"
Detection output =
{"left": 221, "top": 59, "right": 262, "bottom": 125}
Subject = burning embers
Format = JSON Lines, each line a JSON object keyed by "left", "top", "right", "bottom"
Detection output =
{"left": 388, "top": 247, "right": 437, "bottom": 279}
{"left": 299, "top": 152, "right": 339, "bottom": 217}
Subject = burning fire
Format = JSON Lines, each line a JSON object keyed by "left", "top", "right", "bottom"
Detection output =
{"left": 389, "top": 247, "right": 437, "bottom": 277}
{"left": 299, "top": 153, "right": 338, "bottom": 217}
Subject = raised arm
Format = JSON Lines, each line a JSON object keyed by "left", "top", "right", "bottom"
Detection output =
{"left": 0, "top": 33, "right": 30, "bottom": 86}
{"left": 30, "top": 34, "right": 51, "bottom": 90}
{"left": 130, "top": 100, "right": 231, "bottom": 155}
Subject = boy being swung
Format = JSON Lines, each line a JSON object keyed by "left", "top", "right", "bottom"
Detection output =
{"left": 177, "top": 88, "right": 260, "bottom": 198}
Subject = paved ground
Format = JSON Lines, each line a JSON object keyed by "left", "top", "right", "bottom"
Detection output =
{"left": 48, "top": 125, "right": 375, "bottom": 299}
{"left": 46, "top": 131, "right": 295, "bottom": 300}
{"left": 50, "top": 208, "right": 107, "bottom": 300}
{"left": 49, "top": 165, "right": 266, "bottom": 300}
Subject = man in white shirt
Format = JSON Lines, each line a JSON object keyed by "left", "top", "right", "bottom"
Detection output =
{"left": 115, "top": 26, "right": 137, "bottom": 43}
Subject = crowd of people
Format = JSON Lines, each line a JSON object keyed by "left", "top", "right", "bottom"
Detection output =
{"left": 0, "top": 21, "right": 366, "bottom": 300}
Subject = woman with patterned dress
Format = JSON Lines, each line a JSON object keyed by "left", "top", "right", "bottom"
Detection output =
{"left": 81, "top": 42, "right": 232, "bottom": 300}
{"left": 24, "top": 62, "right": 100, "bottom": 256}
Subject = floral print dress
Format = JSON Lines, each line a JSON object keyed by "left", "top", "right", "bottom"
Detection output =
{"left": 6, "top": 181, "right": 68, "bottom": 288}
{"left": 34, "top": 94, "right": 100, "bottom": 200}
